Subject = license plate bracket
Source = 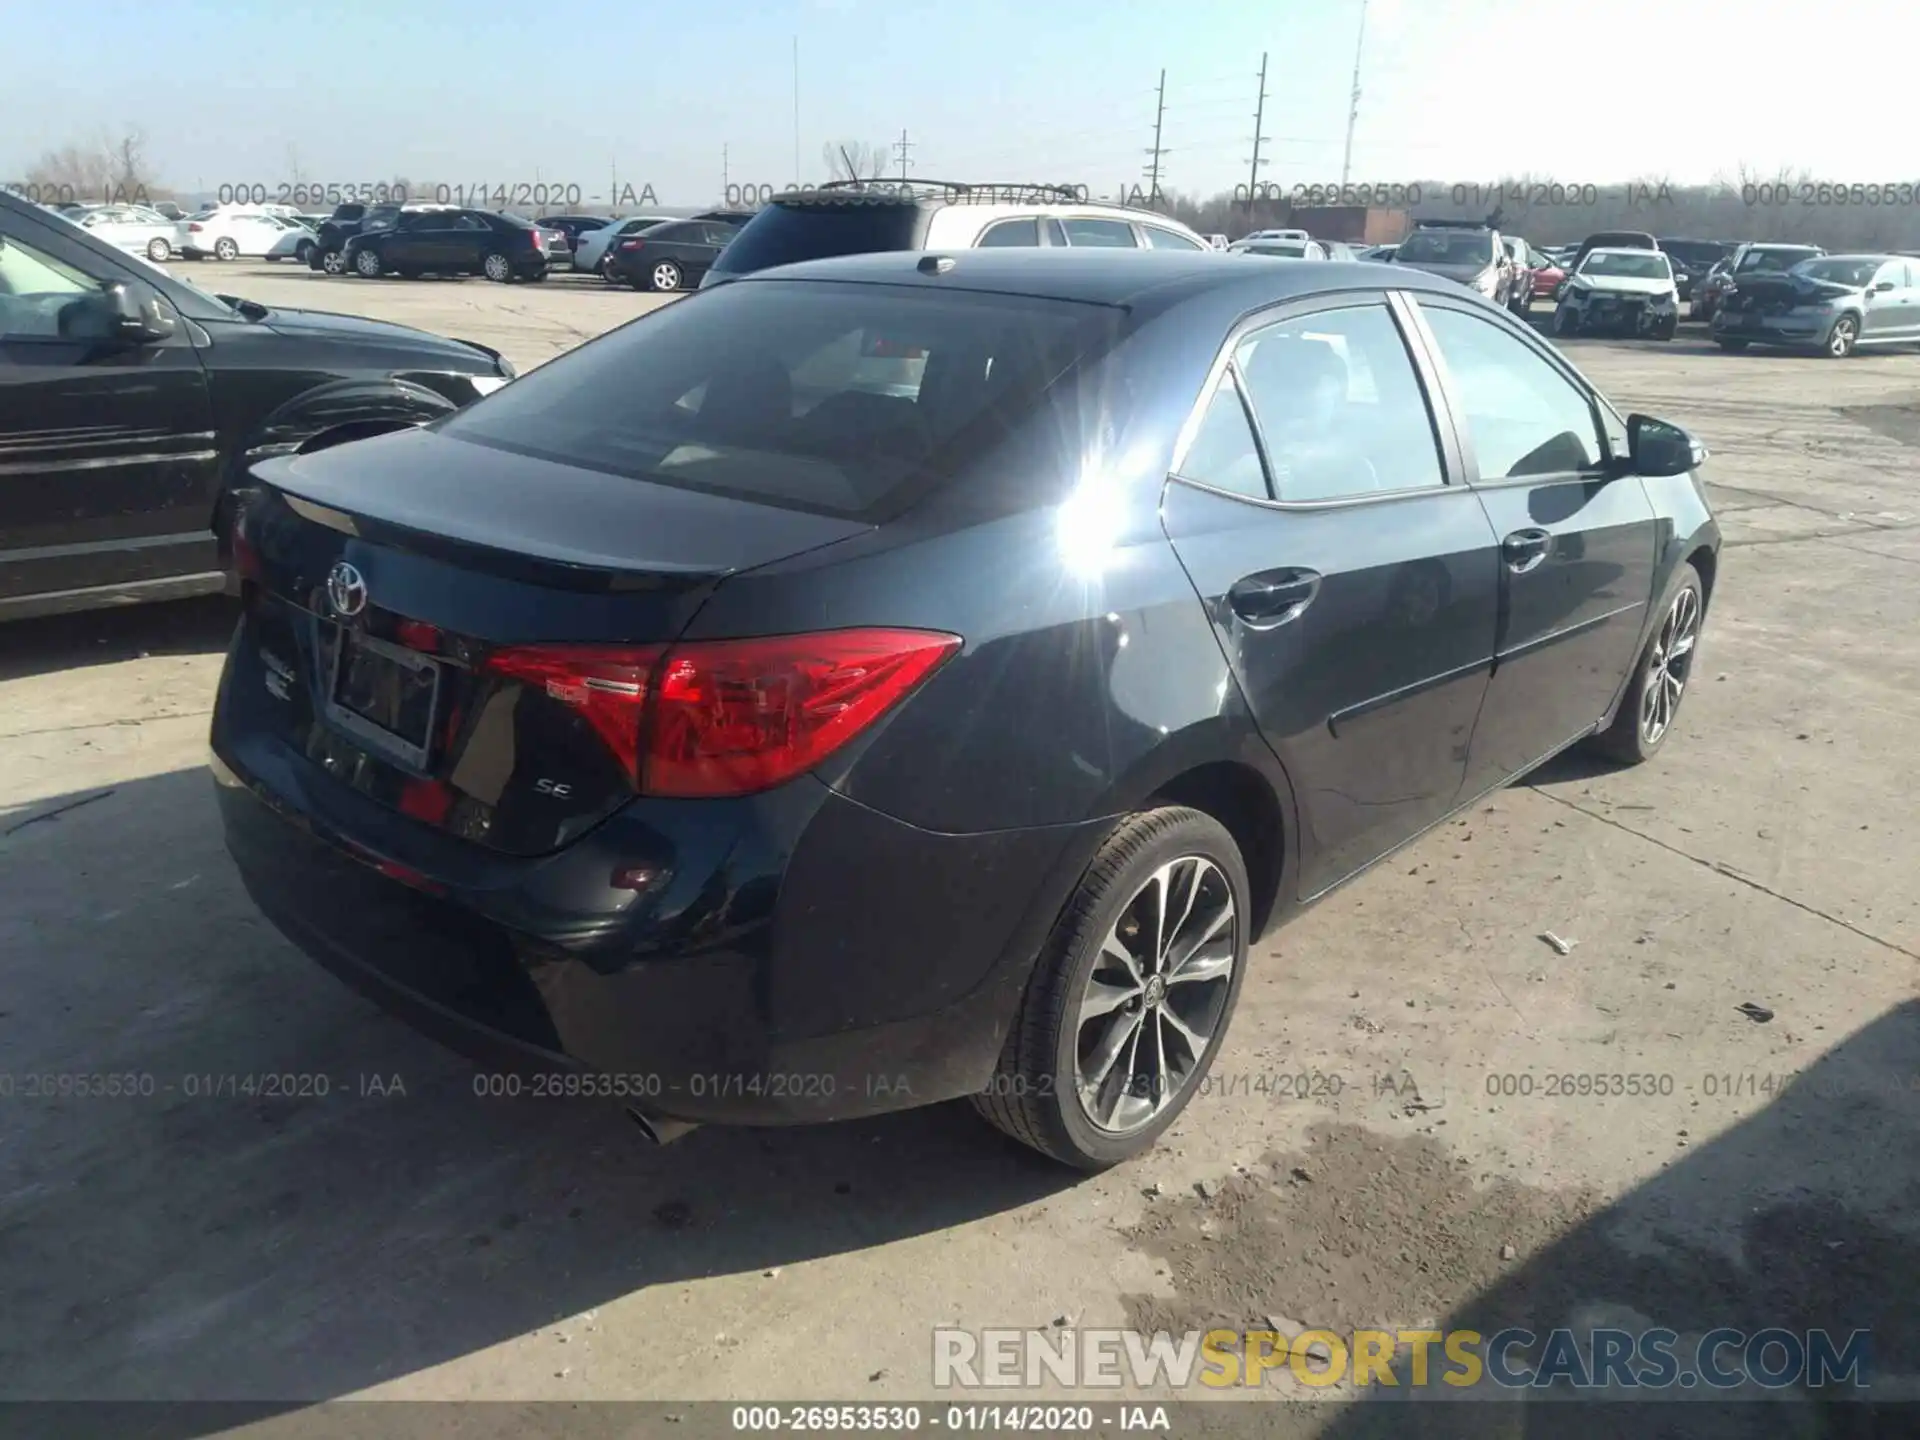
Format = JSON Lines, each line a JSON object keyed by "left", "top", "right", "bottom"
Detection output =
{"left": 323, "top": 626, "right": 443, "bottom": 772}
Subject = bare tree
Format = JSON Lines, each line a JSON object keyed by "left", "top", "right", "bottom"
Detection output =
{"left": 820, "top": 141, "right": 889, "bottom": 183}
{"left": 24, "top": 127, "right": 168, "bottom": 204}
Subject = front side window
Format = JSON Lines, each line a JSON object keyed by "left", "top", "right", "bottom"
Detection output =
{"left": 1418, "top": 304, "right": 1603, "bottom": 480}
{"left": 1233, "top": 303, "right": 1445, "bottom": 502}
{"left": 0, "top": 226, "right": 99, "bottom": 339}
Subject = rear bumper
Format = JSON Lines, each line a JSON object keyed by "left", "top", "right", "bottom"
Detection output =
{"left": 210, "top": 709, "right": 1106, "bottom": 1125}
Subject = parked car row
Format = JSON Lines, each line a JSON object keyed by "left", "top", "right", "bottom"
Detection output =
{"left": 51, "top": 201, "right": 324, "bottom": 264}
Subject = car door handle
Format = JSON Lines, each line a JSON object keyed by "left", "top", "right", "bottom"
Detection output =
{"left": 1227, "top": 568, "right": 1321, "bottom": 628}
{"left": 1501, "top": 528, "right": 1553, "bottom": 573}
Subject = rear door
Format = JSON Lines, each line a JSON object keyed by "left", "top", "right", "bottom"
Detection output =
{"left": 0, "top": 204, "right": 217, "bottom": 614}
{"left": 1404, "top": 295, "right": 1658, "bottom": 793}
{"left": 1158, "top": 293, "right": 1502, "bottom": 897}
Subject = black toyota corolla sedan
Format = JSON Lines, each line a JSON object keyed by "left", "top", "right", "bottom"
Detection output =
{"left": 212, "top": 249, "right": 1720, "bottom": 1170}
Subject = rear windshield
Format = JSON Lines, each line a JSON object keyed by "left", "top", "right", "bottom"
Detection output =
{"left": 707, "top": 202, "right": 929, "bottom": 277}
{"left": 1580, "top": 251, "right": 1671, "bottom": 279}
{"left": 1396, "top": 230, "right": 1495, "bottom": 265}
{"left": 1738, "top": 246, "right": 1822, "bottom": 273}
{"left": 438, "top": 279, "right": 1123, "bottom": 518}
{"left": 1793, "top": 258, "right": 1881, "bottom": 286}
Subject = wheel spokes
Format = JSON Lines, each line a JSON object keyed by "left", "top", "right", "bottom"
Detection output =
{"left": 1074, "top": 851, "right": 1238, "bottom": 1136}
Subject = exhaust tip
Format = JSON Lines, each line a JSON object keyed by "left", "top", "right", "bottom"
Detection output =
{"left": 626, "top": 1106, "right": 700, "bottom": 1146}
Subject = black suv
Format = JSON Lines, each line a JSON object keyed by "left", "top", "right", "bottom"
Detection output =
{"left": 341, "top": 209, "right": 553, "bottom": 283}
{"left": 0, "top": 189, "right": 514, "bottom": 621}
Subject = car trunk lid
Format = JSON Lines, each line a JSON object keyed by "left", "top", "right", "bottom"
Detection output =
{"left": 227, "top": 427, "right": 871, "bottom": 856}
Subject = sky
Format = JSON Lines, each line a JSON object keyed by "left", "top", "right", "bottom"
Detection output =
{"left": 6, "top": 0, "right": 1917, "bottom": 207}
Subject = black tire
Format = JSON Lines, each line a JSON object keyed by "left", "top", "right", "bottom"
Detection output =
{"left": 1552, "top": 306, "right": 1580, "bottom": 338}
{"left": 145, "top": 236, "right": 172, "bottom": 262}
{"left": 970, "top": 806, "right": 1251, "bottom": 1171}
{"left": 481, "top": 250, "right": 514, "bottom": 283}
{"left": 648, "top": 259, "right": 683, "bottom": 293}
{"left": 599, "top": 256, "right": 621, "bottom": 285}
{"left": 1715, "top": 338, "right": 1748, "bottom": 352}
{"left": 213, "top": 237, "right": 239, "bottom": 261}
{"left": 353, "top": 247, "right": 384, "bottom": 278}
{"left": 1655, "top": 318, "right": 1676, "bottom": 341}
{"left": 1823, "top": 315, "right": 1859, "bottom": 358}
{"left": 295, "top": 239, "right": 315, "bottom": 265}
{"left": 1589, "top": 563, "right": 1704, "bottom": 766}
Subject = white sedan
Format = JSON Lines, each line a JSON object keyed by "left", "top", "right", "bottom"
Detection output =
{"left": 178, "top": 210, "right": 296, "bottom": 260}
{"left": 68, "top": 205, "right": 181, "bottom": 262}
{"left": 263, "top": 219, "right": 321, "bottom": 264}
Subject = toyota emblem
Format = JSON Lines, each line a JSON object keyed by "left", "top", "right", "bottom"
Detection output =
{"left": 326, "top": 561, "right": 368, "bottom": 618}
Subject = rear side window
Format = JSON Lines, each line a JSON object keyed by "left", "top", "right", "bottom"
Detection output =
{"left": 1143, "top": 226, "right": 1204, "bottom": 251}
{"left": 1061, "top": 218, "right": 1137, "bottom": 248}
{"left": 440, "top": 280, "right": 1124, "bottom": 518}
{"left": 1176, "top": 376, "right": 1268, "bottom": 499}
{"left": 707, "top": 203, "right": 928, "bottom": 277}
{"left": 1234, "top": 304, "right": 1445, "bottom": 502}
{"left": 976, "top": 218, "right": 1041, "bottom": 247}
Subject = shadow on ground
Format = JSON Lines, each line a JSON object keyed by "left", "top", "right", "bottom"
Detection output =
{"left": 0, "top": 763, "right": 1078, "bottom": 1430}
{"left": 0, "top": 595, "right": 237, "bottom": 684}
{"left": 1118, "top": 1003, "right": 1920, "bottom": 1439}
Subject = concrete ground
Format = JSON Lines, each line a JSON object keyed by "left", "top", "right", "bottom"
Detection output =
{"left": 3, "top": 263, "right": 1918, "bottom": 1435}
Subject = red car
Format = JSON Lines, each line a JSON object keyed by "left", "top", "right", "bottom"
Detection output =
{"left": 1530, "top": 253, "right": 1566, "bottom": 302}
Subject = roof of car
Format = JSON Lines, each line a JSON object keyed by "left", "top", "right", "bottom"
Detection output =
{"left": 1586, "top": 247, "right": 1668, "bottom": 258}
{"left": 725, "top": 247, "right": 1463, "bottom": 313}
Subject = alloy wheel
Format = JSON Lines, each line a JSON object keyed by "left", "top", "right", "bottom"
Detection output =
{"left": 652, "top": 262, "right": 681, "bottom": 292}
{"left": 355, "top": 250, "right": 382, "bottom": 277}
{"left": 146, "top": 237, "right": 171, "bottom": 262}
{"left": 322, "top": 249, "right": 346, "bottom": 274}
{"left": 484, "top": 253, "right": 511, "bottom": 282}
{"left": 215, "top": 239, "right": 237, "bottom": 261}
{"left": 1641, "top": 585, "right": 1700, "bottom": 747}
{"left": 1073, "top": 856, "right": 1236, "bottom": 1135}
{"left": 1828, "top": 318, "right": 1857, "bottom": 358}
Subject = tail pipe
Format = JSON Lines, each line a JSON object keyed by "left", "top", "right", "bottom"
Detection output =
{"left": 626, "top": 1107, "right": 700, "bottom": 1146}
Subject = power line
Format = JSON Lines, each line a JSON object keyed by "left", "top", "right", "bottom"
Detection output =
{"left": 893, "top": 128, "right": 915, "bottom": 181}
{"left": 1145, "top": 69, "right": 1169, "bottom": 200}
{"left": 1341, "top": 0, "right": 1369, "bottom": 184}
{"left": 1246, "top": 52, "right": 1270, "bottom": 207}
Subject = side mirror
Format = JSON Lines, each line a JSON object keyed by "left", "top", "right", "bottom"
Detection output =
{"left": 64, "top": 281, "right": 176, "bottom": 345}
{"left": 1873, "top": 280, "right": 1896, "bottom": 293}
{"left": 1627, "top": 414, "right": 1706, "bottom": 478}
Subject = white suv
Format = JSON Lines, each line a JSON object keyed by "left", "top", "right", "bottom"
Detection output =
{"left": 700, "top": 181, "right": 1213, "bottom": 287}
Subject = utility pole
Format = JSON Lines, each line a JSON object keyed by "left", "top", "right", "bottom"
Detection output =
{"left": 1341, "top": 0, "right": 1368, "bottom": 185}
{"left": 1143, "top": 69, "right": 1168, "bottom": 204}
{"left": 893, "top": 128, "right": 915, "bottom": 182}
{"left": 722, "top": 143, "right": 730, "bottom": 197}
{"left": 1246, "top": 53, "right": 1270, "bottom": 222}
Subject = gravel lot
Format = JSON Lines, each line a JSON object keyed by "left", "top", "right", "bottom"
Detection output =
{"left": 3, "top": 263, "right": 1918, "bottom": 1433}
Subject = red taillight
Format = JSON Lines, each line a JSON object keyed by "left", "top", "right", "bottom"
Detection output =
{"left": 482, "top": 644, "right": 661, "bottom": 785}
{"left": 619, "top": 238, "right": 643, "bottom": 251}
{"left": 188, "top": 222, "right": 204, "bottom": 232}
{"left": 481, "top": 629, "right": 961, "bottom": 798}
